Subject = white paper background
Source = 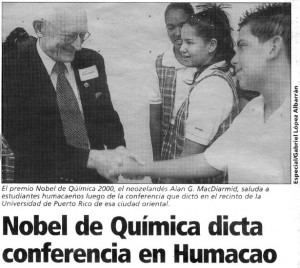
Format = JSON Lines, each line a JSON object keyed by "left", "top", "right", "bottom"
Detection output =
{"left": 1, "top": 1, "right": 300, "bottom": 267}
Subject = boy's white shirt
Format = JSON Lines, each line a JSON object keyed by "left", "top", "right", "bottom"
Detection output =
{"left": 204, "top": 95, "right": 290, "bottom": 183}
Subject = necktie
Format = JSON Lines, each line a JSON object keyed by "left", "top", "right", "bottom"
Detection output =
{"left": 53, "top": 62, "right": 90, "bottom": 149}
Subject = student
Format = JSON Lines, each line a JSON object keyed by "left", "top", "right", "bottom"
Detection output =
{"left": 151, "top": 4, "right": 239, "bottom": 183}
{"left": 149, "top": 2, "right": 195, "bottom": 164}
{"left": 119, "top": 3, "right": 291, "bottom": 184}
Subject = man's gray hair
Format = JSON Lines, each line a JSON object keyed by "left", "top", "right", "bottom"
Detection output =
{"left": 34, "top": 3, "right": 87, "bottom": 24}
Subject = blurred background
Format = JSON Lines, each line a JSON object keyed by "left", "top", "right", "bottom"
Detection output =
{"left": 2, "top": 2, "right": 258, "bottom": 183}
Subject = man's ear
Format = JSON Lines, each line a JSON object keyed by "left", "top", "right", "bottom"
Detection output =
{"left": 33, "top": 20, "right": 44, "bottom": 38}
{"left": 208, "top": 38, "right": 217, "bottom": 53}
{"left": 267, "top": 35, "right": 284, "bottom": 60}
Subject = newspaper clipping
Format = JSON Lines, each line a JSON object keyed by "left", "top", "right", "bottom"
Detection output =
{"left": 1, "top": 1, "right": 299, "bottom": 267}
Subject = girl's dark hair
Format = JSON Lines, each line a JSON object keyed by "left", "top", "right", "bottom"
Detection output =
{"left": 165, "top": 3, "right": 194, "bottom": 18}
{"left": 188, "top": 3, "right": 235, "bottom": 81}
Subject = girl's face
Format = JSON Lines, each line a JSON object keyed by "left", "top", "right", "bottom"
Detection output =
{"left": 179, "top": 24, "right": 212, "bottom": 67}
{"left": 165, "top": 8, "right": 191, "bottom": 49}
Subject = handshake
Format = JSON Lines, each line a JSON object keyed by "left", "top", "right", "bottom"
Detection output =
{"left": 87, "top": 146, "right": 144, "bottom": 183}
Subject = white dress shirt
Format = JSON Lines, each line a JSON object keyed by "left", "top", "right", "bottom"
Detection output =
{"left": 204, "top": 95, "right": 290, "bottom": 183}
{"left": 36, "top": 41, "right": 84, "bottom": 113}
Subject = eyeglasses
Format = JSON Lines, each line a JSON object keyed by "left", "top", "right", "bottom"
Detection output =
{"left": 45, "top": 20, "right": 90, "bottom": 44}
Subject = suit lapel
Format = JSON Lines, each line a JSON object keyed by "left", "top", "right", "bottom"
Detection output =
{"left": 28, "top": 43, "right": 58, "bottom": 106}
{"left": 24, "top": 42, "right": 65, "bottom": 143}
{"left": 72, "top": 60, "right": 98, "bottom": 116}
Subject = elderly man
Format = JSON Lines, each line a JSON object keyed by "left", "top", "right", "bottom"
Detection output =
{"left": 2, "top": 6, "right": 131, "bottom": 183}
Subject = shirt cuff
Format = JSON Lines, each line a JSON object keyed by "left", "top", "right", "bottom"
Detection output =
{"left": 148, "top": 100, "right": 162, "bottom": 105}
{"left": 185, "top": 130, "right": 211, "bottom": 146}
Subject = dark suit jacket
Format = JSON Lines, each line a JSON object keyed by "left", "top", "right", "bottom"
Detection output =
{"left": 2, "top": 39, "right": 125, "bottom": 183}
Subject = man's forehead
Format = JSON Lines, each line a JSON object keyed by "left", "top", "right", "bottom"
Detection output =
{"left": 237, "top": 25, "right": 256, "bottom": 42}
{"left": 40, "top": 6, "right": 87, "bottom": 30}
{"left": 38, "top": 4, "right": 86, "bottom": 20}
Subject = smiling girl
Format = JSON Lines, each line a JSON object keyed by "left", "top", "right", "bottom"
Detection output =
{"left": 158, "top": 4, "right": 239, "bottom": 183}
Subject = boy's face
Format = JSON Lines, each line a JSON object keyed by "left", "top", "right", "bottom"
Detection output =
{"left": 165, "top": 8, "right": 191, "bottom": 49}
{"left": 232, "top": 25, "right": 267, "bottom": 91}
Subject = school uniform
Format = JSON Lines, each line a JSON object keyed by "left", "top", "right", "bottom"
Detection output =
{"left": 148, "top": 46, "right": 239, "bottom": 183}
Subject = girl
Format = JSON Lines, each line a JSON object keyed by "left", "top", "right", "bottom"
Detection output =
{"left": 158, "top": 4, "right": 239, "bottom": 183}
{"left": 149, "top": 3, "right": 194, "bottom": 183}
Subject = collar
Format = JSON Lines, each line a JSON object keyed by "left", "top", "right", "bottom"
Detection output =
{"left": 162, "top": 44, "right": 185, "bottom": 69}
{"left": 36, "top": 40, "right": 72, "bottom": 75}
{"left": 195, "top": 60, "right": 227, "bottom": 83}
{"left": 267, "top": 95, "right": 290, "bottom": 124}
{"left": 243, "top": 95, "right": 265, "bottom": 119}
{"left": 242, "top": 94, "right": 290, "bottom": 125}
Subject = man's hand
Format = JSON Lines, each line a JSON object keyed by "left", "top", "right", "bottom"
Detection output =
{"left": 116, "top": 155, "right": 146, "bottom": 180}
{"left": 87, "top": 146, "right": 143, "bottom": 182}
{"left": 116, "top": 147, "right": 145, "bottom": 181}
{"left": 87, "top": 149, "right": 121, "bottom": 183}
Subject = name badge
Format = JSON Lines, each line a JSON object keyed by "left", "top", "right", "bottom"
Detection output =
{"left": 79, "top": 65, "right": 99, "bottom": 81}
